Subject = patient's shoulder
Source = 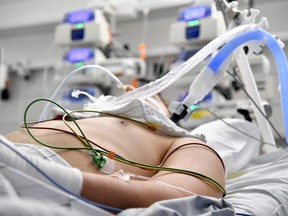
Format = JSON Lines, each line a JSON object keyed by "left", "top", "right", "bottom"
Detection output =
{"left": 172, "top": 136, "right": 207, "bottom": 146}
{"left": 170, "top": 137, "right": 224, "bottom": 171}
{"left": 157, "top": 136, "right": 226, "bottom": 197}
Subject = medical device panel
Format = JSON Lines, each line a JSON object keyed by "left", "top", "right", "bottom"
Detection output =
{"left": 54, "top": 9, "right": 111, "bottom": 48}
{"left": 63, "top": 48, "right": 106, "bottom": 67}
{"left": 169, "top": 0, "right": 226, "bottom": 47}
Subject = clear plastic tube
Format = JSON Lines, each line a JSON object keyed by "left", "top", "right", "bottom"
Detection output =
{"left": 266, "top": 33, "right": 288, "bottom": 144}
{"left": 185, "top": 29, "right": 287, "bottom": 144}
{"left": 208, "top": 29, "right": 288, "bottom": 144}
{"left": 39, "top": 65, "right": 124, "bottom": 121}
{"left": 207, "top": 30, "right": 266, "bottom": 72}
{"left": 89, "top": 24, "right": 261, "bottom": 110}
{"left": 183, "top": 55, "right": 233, "bottom": 107}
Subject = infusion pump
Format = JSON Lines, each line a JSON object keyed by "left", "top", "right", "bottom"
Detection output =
{"left": 169, "top": 1, "right": 226, "bottom": 47}
{"left": 54, "top": 9, "right": 111, "bottom": 48}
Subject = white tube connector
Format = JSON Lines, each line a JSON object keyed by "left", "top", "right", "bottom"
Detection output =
{"left": 71, "top": 89, "right": 97, "bottom": 102}
{"left": 183, "top": 56, "right": 232, "bottom": 108}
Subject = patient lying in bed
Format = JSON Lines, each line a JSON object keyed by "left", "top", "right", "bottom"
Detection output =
{"left": 2, "top": 95, "right": 225, "bottom": 210}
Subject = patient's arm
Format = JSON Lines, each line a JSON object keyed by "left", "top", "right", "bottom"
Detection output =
{"left": 81, "top": 172, "right": 186, "bottom": 209}
{"left": 80, "top": 138, "right": 225, "bottom": 209}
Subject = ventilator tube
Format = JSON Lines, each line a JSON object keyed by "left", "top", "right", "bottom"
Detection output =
{"left": 183, "top": 56, "right": 232, "bottom": 108}
{"left": 88, "top": 24, "right": 262, "bottom": 111}
{"left": 208, "top": 29, "right": 288, "bottom": 144}
{"left": 183, "top": 28, "right": 288, "bottom": 144}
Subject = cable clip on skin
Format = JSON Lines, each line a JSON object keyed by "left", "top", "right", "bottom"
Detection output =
{"left": 107, "top": 151, "right": 116, "bottom": 160}
{"left": 146, "top": 122, "right": 160, "bottom": 130}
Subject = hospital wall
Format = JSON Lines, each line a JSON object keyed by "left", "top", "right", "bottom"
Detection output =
{"left": 0, "top": 1, "right": 288, "bottom": 138}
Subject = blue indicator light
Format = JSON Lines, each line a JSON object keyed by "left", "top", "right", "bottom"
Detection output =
{"left": 178, "top": 5, "right": 211, "bottom": 22}
{"left": 64, "top": 9, "right": 95, "bottom": 24}
{"left": 64, "top": 48, "right": 95, "bottom": 63}
{"left": 190, "top": 104, "right": 197, "bottom": 111}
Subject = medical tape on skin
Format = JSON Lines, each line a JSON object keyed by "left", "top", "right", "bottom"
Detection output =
{"left": 146, "top": 122, "right": 160, "bottom": 130}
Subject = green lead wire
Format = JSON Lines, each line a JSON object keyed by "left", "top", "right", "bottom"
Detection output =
{"left": 23, "top": 98, "right": 226, "bottom": 195}
{"left": 24, "top": 98, "right": 106, "bottom": 168}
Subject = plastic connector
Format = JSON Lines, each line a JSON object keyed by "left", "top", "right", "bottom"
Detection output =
{"left": 99, "top": 156, "right": 115, "bottom": 174}
{"left": 71, "top": 89, "right": 97, "bottom": 102}
{"left": 111, "top": 170, "right": 131, "bottom": 181}
{"left": 169, "top": 102, "right": 188, "bottom": 123}
{"left": 92, "top": 154, "right": 106, "bottom": 169}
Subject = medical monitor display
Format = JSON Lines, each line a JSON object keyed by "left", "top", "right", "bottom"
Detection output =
{"left": 178, "top": 5, "right": 211, "bottom": 22}
{"left": 64, "top": 48, "right": 94, "bottom": 63}
{"left": 186, "top": 26, "right": 200, "bottom": 39}
{"left": 71, "top": 29, "right": 85, "bottom": 41}
{"left": 64, "top": 9, "right": 95, "bottom": 24}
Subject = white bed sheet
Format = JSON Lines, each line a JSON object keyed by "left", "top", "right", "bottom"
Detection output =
{"left": 1, "top": 118, "right": 288, "bottom": 215}
{"left": 2, "top": 147, "right": 288, "bottom": 216}
{"left": 225, "top": 148, "right": 288, "bottom": 215}
{"left": 191, "top": 118, "right": 288, "bottom": 215}
{"left": 191, "top": 118, "right": 261, "bottom": 175}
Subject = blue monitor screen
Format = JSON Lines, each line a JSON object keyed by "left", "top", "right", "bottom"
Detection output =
{"left": 178, "top": 5, "right": 211, "bottom": 22}
{"left": 65, "top": 48, "right": 94, "bottom": 63}
{"left": 64, "top": 9, "right": 95, "bottom": 24}
{"left": 186, "top": 26, "right": 200, "bottom": 39}
{"left": 71, "top": 29, "right": 84, "bottom": 41}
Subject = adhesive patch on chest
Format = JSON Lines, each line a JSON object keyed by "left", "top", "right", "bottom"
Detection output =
{"left": 89, "top": 151, "right": 115, "bottom": 174}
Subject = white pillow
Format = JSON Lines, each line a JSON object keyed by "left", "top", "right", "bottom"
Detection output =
{"left": 191, "top": 118, "right": 261, "bottom": 175}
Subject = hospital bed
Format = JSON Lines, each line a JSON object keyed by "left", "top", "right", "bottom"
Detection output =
{"left": 1, "top": 2, "right": 288, "bottom": 216}
{"left": 1, "top": 118, "right": 288, "bottom": 216}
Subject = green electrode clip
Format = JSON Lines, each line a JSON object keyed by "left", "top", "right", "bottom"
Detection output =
{"left": 93, "top": 153, "right": 107, "bottom": 169}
